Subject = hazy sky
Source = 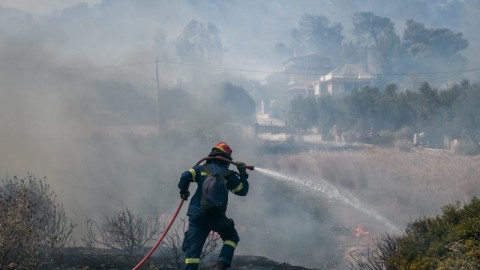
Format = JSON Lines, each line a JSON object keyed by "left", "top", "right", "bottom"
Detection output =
{"left": 1, "top": 0, "right": 478, "bottom": 76}
{"left": 0, "top": 0, "right": 102, "bottom": 14}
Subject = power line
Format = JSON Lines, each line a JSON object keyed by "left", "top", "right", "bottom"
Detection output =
{"left": 59, "top": 58, "right": 480, "bottom": 78}
{"left": 61, "top": 60, "right": 156, "bottom": 70}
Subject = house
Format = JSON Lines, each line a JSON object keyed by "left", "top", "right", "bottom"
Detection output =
{"left": 314, "top": 63, "right": 376, "bottom": 96}
{"left": 282, "top": 53, "right": 333, "bottom": 97}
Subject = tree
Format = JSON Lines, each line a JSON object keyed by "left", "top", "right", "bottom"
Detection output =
{"left": 287, "top": 95, "right": 318, "bottom": 130}
{"left": 352, "top": 12, "right": 394, "bottom": 45}
{"left": 291, "top": 14, "right": 344, "bottom": 56}
{"left": 343, "top": 86, "right": 384, "bottom": 130}
{"left": 403, "top": 19, "right": 468, "bottom": 73}
{"left": 352, "top": 12, "right": 403, "bottom": 74}
{"left": 176, "top": 20, "right": 223, "bottom": 65}
{"left": 0, "top": 173, "right": 75, "bottom": 268}
{"left": 375, "top": 25, "right": 404, "bottom": 74}
{"left": 449, "top": 80, "right": 480, "bottom": 141}
{"left": 418, "top": 82, "right": 439, "bottom": 124}
{"left": 317, "top": 95, "right": 339, "bottom": 135}
{"left": 403, "top": 19, "right": 469, "bottom": 56}
{"left": 218, "top": 82, "right": 256, "bottom": 125}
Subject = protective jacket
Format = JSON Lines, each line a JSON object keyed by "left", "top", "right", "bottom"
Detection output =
{"left": 178, "top": 160, "right": 249, "bottom": 216}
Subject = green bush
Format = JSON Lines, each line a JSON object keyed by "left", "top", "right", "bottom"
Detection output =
{"left": 385, "top": 197, "right": 480, "bottom": 269}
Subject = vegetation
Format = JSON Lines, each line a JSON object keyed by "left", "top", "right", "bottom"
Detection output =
{"left": 83, "top": 203, "right": 163, "bottom": 261}
{"left": 283, "top": 12, "right": 468, "bottom": 80}
{"left": 287, "top": 80, "right": 480, "bottom": 152}
{"left": 291, "top": 14, "right": 345, "bottom": 56}
{"left": 176, "top": 19, "right": 223, "bottom": 65}
{"left": 349, "top": 234, "right": 399, "bottom": 270}
{"left": 0, "top": 173, "right": 75, "bottom": 268}
{"left": 386, "top": 197, "right": 480, "bottom": 269}
{"left": 350, "top": 197, "right": 480, "bottom": 270}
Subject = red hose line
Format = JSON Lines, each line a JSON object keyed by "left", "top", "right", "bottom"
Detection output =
{"left": 132, "top": 199, "right": 184, "bottom": 270}
{"left": 195, "top": 156, "right": 254, "bottom": 170}
{"left": 132, "top": 156, "right": 253, "bottom": 269}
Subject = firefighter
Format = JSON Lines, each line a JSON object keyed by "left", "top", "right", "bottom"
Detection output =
{"left": 178, "top": 142, "right": 249, "bottom": 270}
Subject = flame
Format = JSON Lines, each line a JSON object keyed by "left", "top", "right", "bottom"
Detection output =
{"left": 354, "top": 224, "right": 369, "bottom": 237}
{"left": 158, "top": 213, "right": 166, "bottom": 223}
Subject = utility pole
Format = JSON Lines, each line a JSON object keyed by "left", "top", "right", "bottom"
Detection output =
{"left": 305, "top": 58, "right": 309, "bottom": 97}
{"left": 155, "top": 57, "right": 161, "bottom": 133}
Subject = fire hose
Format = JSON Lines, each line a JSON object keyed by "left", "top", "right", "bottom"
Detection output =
{"left": 132, "top": 156, "right": 254, "bottom": 270}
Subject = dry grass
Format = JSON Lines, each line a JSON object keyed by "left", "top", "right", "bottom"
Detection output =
{"left": 264, "top": 146, "right": 480, "bottom": 229}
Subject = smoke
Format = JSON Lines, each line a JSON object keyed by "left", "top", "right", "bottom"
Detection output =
{"left": 1, "top": 0, "right": 479, "bottom": 268}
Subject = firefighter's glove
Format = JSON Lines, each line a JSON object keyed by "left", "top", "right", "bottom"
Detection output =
{"left": 236, "top": 162, "right": 247, "bottom": 176}
{"left": 180, "top": 190, "right": 190, "bottom": 200}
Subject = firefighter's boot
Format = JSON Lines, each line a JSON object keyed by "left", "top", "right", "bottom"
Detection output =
{"left": 215, "top": 261, "right": 228, "bottom": 270}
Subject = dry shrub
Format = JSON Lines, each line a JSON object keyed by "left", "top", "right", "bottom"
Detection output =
{"left": 83, "top": 203, "right": 163, "bottom": 262}
{"left": 348, "top": 233, "right": 399, "bottom": 270}
{"left": 0, "top": 173, "right": 75, "bottom": 268}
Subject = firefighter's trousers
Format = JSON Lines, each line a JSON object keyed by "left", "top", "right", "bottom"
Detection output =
{"left": 182, "top": 213, "right": 239, "bottom": 270}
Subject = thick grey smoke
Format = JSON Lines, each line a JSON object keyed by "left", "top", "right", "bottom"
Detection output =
{"left": 1, "top": 0, "right": 479, "bottom": 268}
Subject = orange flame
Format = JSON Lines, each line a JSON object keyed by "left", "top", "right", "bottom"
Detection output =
{"left": 354, "top": 224, "right": 369, "bottom": 237}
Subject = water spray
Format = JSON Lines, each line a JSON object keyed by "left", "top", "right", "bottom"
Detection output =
{"left": 255, "top": 167, "right": 399, "bottom": 232}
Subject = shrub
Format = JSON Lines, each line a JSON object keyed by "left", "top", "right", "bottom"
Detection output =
{"left": 454, "top": 142, "right": 479, "bottom": 156}
{"left": 349, "top": 233, "right": 399, "bottom": 270}
{"left": 385, "top": 197, "right": 480, "bottom": 269}
{"left": 84, "top": 203, "right": 163, "bottom": 262}
{"left": 351, "top": 197, "right": 480, "bottom": 269}
{"left": 0, "top": 173, "right": 75, "bottom": 268}
{"left": 375, "top": 130, "right": 395, "bottom": 146}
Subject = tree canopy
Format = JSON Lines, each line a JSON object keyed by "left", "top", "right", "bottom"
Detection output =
{"left": 403, "top": 19, "right": 469, "bottom": 56}
{"left": 176, "top": 20, "right": 223, "bottom": 64}
{"left": 291, "top": 14, "right": 344, "bottom": 55}
{"left": 352, "top": 12, "right": 395, "bottom": 45}
{"left": 280, "top": 12, "right": 470, "bottom": 85}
